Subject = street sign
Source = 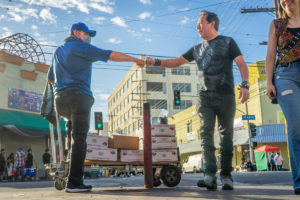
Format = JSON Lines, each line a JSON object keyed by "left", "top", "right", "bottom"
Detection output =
{"left": 242, "top": 115, "right": 255, "bottom": 120}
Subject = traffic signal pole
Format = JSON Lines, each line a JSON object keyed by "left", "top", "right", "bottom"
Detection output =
{"left": 245, "top": 102, "right": 254, "bottom": 164}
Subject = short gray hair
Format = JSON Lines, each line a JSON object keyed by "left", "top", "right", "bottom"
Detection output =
{"left": 200, "top": 10, "right": 219, "bottom": 31}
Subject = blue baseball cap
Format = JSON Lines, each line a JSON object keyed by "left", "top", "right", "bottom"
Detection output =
{"left": 18, "top": 147, "right": 23, "bottom": 150}
{"left": 71, "top": 22, "right": 96, "bottom": 37}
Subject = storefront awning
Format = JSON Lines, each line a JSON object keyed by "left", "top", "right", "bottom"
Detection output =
{"left": 179, "top": 129, "right": 249, "bottom": 155}
{"left": 0, "top": 109, "right": 66, "bottom": 136}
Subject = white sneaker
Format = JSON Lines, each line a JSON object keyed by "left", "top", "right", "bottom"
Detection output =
{"left": 197, "top": 174, "right": 217, "bottom": 190}
{"left": 221, "top": 176, "right": 233, "bottom": 190}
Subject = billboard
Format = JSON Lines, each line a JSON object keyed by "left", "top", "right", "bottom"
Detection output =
{"left": 8, "top": 88, "right": 42, "bottom": 113}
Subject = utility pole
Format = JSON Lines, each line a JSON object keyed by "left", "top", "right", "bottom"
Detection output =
{"left": 245, "top": 102, "right": 254, "bottom": 164}
{"left": 242, "top": 1, "right": 280, "bottom": 46}
{"left": 241, "top": 1, "right": 280, "bottom": 164}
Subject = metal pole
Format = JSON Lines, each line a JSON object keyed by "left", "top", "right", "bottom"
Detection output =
{"left": 49, "top": 123, "right": 57, "bottom": 163}
{"left": 55, "top": 113, "right": 64, "bottom": 163}
{"left": 245, "top": 102, "right": 254, "bottom": 164}
{"left": 143, "top": 103, "right": 153, "bottom": 188}
{"left": 274, "top": 0, "right": 279, "bottom": 19}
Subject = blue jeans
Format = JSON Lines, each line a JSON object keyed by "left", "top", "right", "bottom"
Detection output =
{"left": 274, "top": 62, "right": 300, "bottom": 189}
{"left": 197, "top": 91, "right": 236, "bottom": 176}
{"left": 15, "top": 166, "right": 24, "bottom": 181}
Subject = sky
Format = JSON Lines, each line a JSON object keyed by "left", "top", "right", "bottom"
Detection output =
{"left": 0, "top": 0, "right": 275, "bottom": 129}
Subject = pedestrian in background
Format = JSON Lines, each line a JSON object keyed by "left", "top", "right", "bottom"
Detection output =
{"left": 274, "top": 152, "right": 283, "bottom": 171}
{"left": 14, "top": 147, "right": 25, "bottom": 182}
{"left": 0, "top": 149, "right": 6, "bottom": 182}
{"left": 269, "top": 152, "right": 276, "bottom": 171}
{"left": 42, "top": 149, "right": 51, "bottom": 165}
{"left": 146, "top": 10, "right": 249, "bottom": 190}
{"left": 266, "top": 0, "right": 300, "bottom": 195}
{"left": 6, "top": 153, "right": 14, "bottom": 181}
{"left": 25, "top": 148, "right": 34, "bottom": 169}
{"left": 47, "top": 22, "right": 144, "bottom": 193}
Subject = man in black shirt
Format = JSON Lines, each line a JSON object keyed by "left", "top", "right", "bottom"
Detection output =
{"left": 43, "top": 149, "right": 51, "bottom": 165}
{"left": 146, "top": 10, "right": 249, "bottom": 190}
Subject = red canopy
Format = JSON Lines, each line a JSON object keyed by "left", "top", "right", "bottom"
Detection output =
{"left": 254, "top": 145, "right": 280, "bottom": 152}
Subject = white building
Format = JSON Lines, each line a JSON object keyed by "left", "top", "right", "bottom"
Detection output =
{"left": 108, "top": 56, "right": 199, "bottom": 136}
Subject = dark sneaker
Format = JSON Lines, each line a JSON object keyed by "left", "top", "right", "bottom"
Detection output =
{"left": 221, "top": 175, "right": 233, "bottom": 190}
{"left": 65, "top": 182, "right": 92, "bottom": 193}
{"left": 295, "top": 188, "right": 300, "bottom": 195}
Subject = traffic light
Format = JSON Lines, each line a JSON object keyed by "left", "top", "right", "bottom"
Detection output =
{"left": 174, "top": 90, "right": 181, "bottom": 106}
{"left": 94, "top": 112, "right": 103, "bottom": 130}
{"left": 252, "top": 142, "right": 258, "bottom": 148}
{"left": 250, "top": 123, "right": 256, "bottom": 138}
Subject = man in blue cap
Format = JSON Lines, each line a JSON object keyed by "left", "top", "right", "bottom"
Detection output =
{"left": 48, "top": 22, "right": 144, "bottom": 193}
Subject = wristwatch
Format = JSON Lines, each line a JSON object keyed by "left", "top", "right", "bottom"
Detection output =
{"left": 240, "top": 81, "right": 250, "bottom": 89}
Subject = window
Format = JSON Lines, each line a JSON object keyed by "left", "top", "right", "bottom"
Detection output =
{"left": 146, "top": 66, "right": 165, "bottom": 75}
{"left": 123, "top": 84, "right": 126, "bottom": 93}
{"left": 147, "top": 82, "right": 163, "bottom": 92}
{"left": 127, "top": 79, "right": 130, "bottom": 88}
{"left": 173, "top": 100, "right": 193, "bottom": 110}
{"left": 172, "top": 83, "right": 191, "bottom": 92}
{"left": 163, "top": 83, "right": 167, "bottom": 94}
{"left": 148, "top": 99, "right": 167, "bottom": 109}
{"left": 137, "top": 68, "right": 141, "bottom": 78}
{"left": 171, "top": 66, "right": 190, "bottom": 75}
{"left": 187, "top": 120, "right": 192, "bottom": 133}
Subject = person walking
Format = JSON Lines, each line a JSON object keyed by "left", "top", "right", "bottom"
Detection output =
{"left": 47, "top": 22, "right": 144, "bottom": 193}
{"left": 146, "top": 10, "right": 249, "bottom": 190}
{"left": 14, "top": 147, "right": 25, "bottom": 182}
{"left": 274, "top": 152, "right": 283, "bottom": 171}
{"left": 0, "top": 149, "right": 6, "bottom": 182}
{"left": 269, "top": 152, "right": 276, "bottom": 171}
{"left": 266, "top": 0, "right": 300, "bottom": 195}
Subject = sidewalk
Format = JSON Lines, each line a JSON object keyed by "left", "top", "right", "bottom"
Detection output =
{"left": 0, "top": 184, "right": 298, "bottom": 200}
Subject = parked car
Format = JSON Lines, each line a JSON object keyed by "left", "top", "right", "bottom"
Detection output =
{"left": 182, "top": 154, "right": 204, "bottom": 173}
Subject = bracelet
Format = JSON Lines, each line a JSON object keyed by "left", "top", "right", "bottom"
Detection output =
{"left": 154, "top": 59, "right": 161, "bottom": 66}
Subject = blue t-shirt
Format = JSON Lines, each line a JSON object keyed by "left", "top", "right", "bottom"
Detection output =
{"left": 47, "top": 36, "right": 112, "bottom": 97}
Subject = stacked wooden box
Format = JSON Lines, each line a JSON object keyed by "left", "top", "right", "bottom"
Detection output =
{"left": 151, "top": 124, "right": 178, "bottom": 162}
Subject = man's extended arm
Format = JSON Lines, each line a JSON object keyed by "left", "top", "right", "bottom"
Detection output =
{"left": 146, "top": 56, "right": 189, "bottom": 68}
{"left": 109, "top": 52, "right": 144, "bottom": 68}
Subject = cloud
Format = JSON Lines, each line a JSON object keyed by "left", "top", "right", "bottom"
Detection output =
{"left": 138, "top": 12, "right": 151, "bottom": 20}
{"left": 95, "top": 93, "right": 110, "bottom": 100}
{"left": 145, "top": 38, "right": 152, "bottom": 43}
{"left": 93, "top": 16, "right": 106, "bottom": 24}
{"left": 0, "top": 15, "right": 4, "bottom": 20}
{"left": 8, "top": 12, "right": 27, "bottom": 23}
{"left": 180, "top": 16, "right": 189, "bottom": 24}
{"left": 1, "top": 27, "right": 13, "bottom": 38}
{"left": 107, "top": 38, "right": 122, "bottom": 44}
{"left": 111, "top": 16, "right": 127, "bottom": 28}
{"left": 140, "top": 0, "right": 152, "bottom": 5}
{"left": 91, "top": 3, "right": 113, "bottom": 14}
{"left": 141, "top": 27, "right": 151, "bottom": 32}
{"left": 127, "top": 29, "right": 142, "bottom": 38}
{"left": 34, "top": 32, "right": 41, "bottom": 37}
{"left": 19, "top": 0, "right": 115, "bottom": 14}
{"left": 32, "top": 25, "right": 38, "bottom": 30}
{"left": 40, "top": 8, "right": 57, "bottom": 24}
